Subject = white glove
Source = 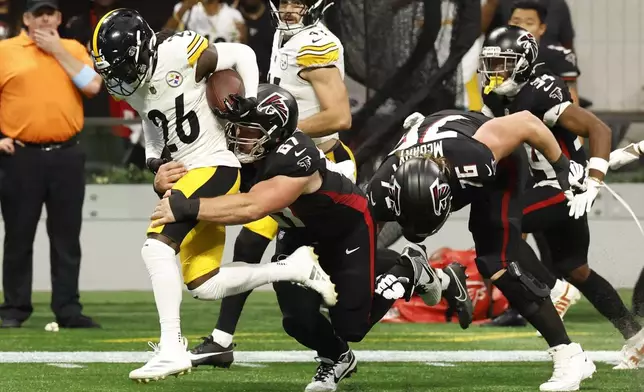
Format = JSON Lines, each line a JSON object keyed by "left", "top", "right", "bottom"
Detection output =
{"left": 609, "top": 141, "right": 643, "bottom": 170}
{"left": 568, "top": 160, "right": 587, "bottom": 192}
{"left": 567, "top": 176, "right": 602, "bottom": 219}
{"left": 403, "top": 112, "right": 425, "bottom": 130}
{"left": 375, "top": 274, "right": 409, "bottom": 300}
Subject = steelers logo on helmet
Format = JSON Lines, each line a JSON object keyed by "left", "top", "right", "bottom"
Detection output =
{"left": 479, "top": 25, "right": 539, "bottom": 96}
{"left": 269, "top": 0, "right": 332, "bottom": 36}
{"left": 226, "top": 84, "right": 300, "bottom": 163}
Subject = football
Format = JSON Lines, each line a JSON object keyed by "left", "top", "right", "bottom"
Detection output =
{"left": 205, "top": 69, "right": 246, "bottom": 113}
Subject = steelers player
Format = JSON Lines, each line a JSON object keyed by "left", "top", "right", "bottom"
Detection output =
{"left": 187, "top": 0, "right": 355, "bottom": 368}
{"left": 91, "top": 8, "right": 336, "bottom": 382}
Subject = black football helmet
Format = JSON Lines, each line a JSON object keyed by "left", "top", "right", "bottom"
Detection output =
{"left": 91, "top": 9, "right": 157, "bottom": 97}
{"left": 390, "top": 157, "right": 453, "bottom": 243}
{"left": 269, "top": 0, "right": 331, "bottom": 36}
{"left": 479, "top": 25, "right": 539, "bottom": 96}
{"left": 226, "top": 84, "right": 299, "bottom": 163}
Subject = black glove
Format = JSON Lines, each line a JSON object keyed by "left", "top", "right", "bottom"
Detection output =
{"left": 213, "top": 94, "right": 259, "bottom": 123}
{"left": 550, "top": 154, "right": 571, "bottom": 193}
{"left": 169, "top": 190, "right": 200, "bottom": 222}
{"left": 146, "top": 157, "right": 169, "bottom": 174}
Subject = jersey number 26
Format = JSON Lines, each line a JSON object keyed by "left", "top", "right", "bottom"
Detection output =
{"left": 148, "top": 93, "right": 200, "bottom": 152}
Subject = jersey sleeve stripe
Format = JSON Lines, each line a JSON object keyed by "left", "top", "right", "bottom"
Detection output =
{"left": 297, "top": 42, "right": 338, "bottom": 56}
{"left": 186, "top": 34, "right": 203, "bottom": 54}
{"left": 296, "top": 49, "right": 340, "bottom": 68}
{"left": 187, "top": 37, "right": 208, "bottom": 67}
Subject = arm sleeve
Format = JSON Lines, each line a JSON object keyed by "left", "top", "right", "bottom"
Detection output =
{"left": 213, "top": 42, "right": 259, "bottom": 98}
{"left": 143, "top": 118, "right": 165, "bottom": 160}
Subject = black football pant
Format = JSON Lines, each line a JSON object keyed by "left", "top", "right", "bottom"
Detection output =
{"left": 0, "top": 142, "right": 85, "bottom": 323}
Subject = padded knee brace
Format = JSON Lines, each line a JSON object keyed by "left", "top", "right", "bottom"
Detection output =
{"left": 493, "top": 261, "right": 550, "bottom": 318}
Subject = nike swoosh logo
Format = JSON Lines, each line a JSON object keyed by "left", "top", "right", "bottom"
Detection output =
{"left": 368, "top": 192, "right": 376, "bottom": 206}
{"left": 294, "top": 148, "right": 307, "bottom": 157}
{"left": 448, "top": 269, "right": 469, "bottom": 302}
{"left": 189, "top": 351, "right": 232, "bottom": 360}
{"left": 345, "top": 247, "right": 360, "bottom": 254}
{"left": 312, "top": 38, "right": 322, "bottom": 43}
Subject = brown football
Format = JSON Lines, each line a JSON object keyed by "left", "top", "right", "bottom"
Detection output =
{"left": 205, "top": 69, "right": 246, "bottom": 113}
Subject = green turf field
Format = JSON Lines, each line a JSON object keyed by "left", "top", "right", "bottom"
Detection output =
{"left": 1, "top": 290, "right": 643, "bottom": 391}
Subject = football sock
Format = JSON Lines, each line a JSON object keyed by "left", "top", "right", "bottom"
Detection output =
{"left": 525, "top": 300, "right": 572, "bottom": 347}
{"left": 141, "top": 238, "right": 184, "bottom": 351}
{"left": 573, "top": 269, "right": 642, "bottom": 339}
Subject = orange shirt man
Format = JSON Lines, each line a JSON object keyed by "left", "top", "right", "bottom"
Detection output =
{"left": 0, "top": 0, "right": 102, "bottom": 329}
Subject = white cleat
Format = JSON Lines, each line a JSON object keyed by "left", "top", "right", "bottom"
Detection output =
{"left": 286, "top": 246, "right": 337, "bottom": 307}
{"left": 129, "top": 338, "right": 192, "bottom": 383}
{"left": 537, "top": 281, "right": 581, "bottom": 337}
{"left": 540, "top": 343, "right": 595, "bottom": 392}
{"left": 305, "top": 349, "right": 358, "bottom": 392}
{"left": 613, "top": 328, "right": 644, "bottom": 369}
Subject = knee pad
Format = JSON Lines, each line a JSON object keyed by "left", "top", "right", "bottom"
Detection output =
{"left": 234, "top": 227, "right": 270, "bottom": 264}
{"left": 493, "top": 262, "right": 550, "bottom": 318}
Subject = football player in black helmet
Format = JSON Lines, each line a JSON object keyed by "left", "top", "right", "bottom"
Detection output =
{"left": 482, "top": 26, "right": 644, "bottom": 370}
{"left": 367, "top": 108, "right": 597, "bottom": 391}
{"left": 151, "top": 84, "right": 470, "bottom": 392}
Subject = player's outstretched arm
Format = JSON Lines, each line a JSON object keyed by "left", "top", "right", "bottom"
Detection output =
{"left": 150, "top": 174, "right": 316, "bottom": 227}
{"left": 298, "top": 67, "right": 352, "bottom": 138}
{"left": 555, "top": 104, "right": 612, "bottom": 181}
{"left": 475, "top": 110, "right": 563, "bottom": 163}
{"left": 195, "top": 43, "right": 259, "bottom": 98}
{"left": 610, "top": 141, "right": 644, "bottom": 170}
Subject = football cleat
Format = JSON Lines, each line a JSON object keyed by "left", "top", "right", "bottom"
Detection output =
{"left": 400, "top": 244, "right": 442, "bottom": 306}
{"left": 129, "top": 338, "right": 192, "bottom": 383}
{"left": 613, "top": 328, "right": 644, "bottom": 369}
{"left": 304, "top": 349, "right": 358, "bottom": 392}
{"left": 443, "top": 262, "right": 473, "bottom": 329}
{"left": 539, "top": 343, "right": 595, "bottom": 391}
{"left": 189, "top": 335, "right": 234, "bottom": 368}
{"left": 286, "top": 246, "right": 337, "bottom": 307}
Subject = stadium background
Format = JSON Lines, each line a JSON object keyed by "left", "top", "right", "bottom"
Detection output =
{"left": 1, "top": 1, "right": 644, "bottom": 391}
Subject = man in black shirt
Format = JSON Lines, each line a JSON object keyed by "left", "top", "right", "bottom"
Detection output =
{"left": 238, "top": 0, "right": 274, "bottom": 82}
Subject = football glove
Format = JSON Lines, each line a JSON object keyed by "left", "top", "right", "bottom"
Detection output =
{"left": 213, "top": 94, "right": 259, "bottom": 123}
{"left": 609, "top": 141, "right": 643, "bottom": 170}
{"left": 375, "top": 274, "right": 409, "bottom": 300}
{"left": 567, "top": 176, "right": 601, "bottom": 220}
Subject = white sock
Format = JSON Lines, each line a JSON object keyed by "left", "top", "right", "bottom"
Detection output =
{"left": 211, "top": 329, "right": 234, "bottom": 347}
{"left": 141, "top": 238, "right": 184, "bottom": 351}
{"left": 551, "top": 279, "right": 567, "bottom": 299}
{"left": 436, "top": 268, "right": 450, "bottom": 291}
{"left": 190, "top": 261, "right": 302, "bottom": 300}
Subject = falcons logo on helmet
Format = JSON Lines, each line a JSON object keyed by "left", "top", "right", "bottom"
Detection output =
{"left": 517, "top": 32, "right": 538, "bottom": 60}
{"left": 257, "top": 93, "right": 290, "bottom": 126}
{"left": 429, "top": 177, "right": 451, "bottom": 216}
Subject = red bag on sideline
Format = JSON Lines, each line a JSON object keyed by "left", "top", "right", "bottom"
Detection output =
{"left": 381, "top": 247, "right": 509, "bottom": 324}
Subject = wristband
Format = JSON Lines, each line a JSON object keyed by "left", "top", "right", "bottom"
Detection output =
{"left": 72, "top": 65, "right": 98, "bottom": 89}
{"left": 588, "top": 157, "right": 609, "bottom": 175}
{"left": 549, "top": 154, "right": 570, "bottom": 173}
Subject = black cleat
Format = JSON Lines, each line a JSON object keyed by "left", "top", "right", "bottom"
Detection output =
{"left": 0, "top": 318, "right": 21, "bottom": 328}
{"left": 443, "top": 262, "right": 473, "bottom": 329}
{"left": 480, "top": 308, "right": 528, "bottom": 327}
{"left": 188, "top": 336, "right": 234, "bottom": 368}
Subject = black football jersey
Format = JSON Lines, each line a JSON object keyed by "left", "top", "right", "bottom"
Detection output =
{"left": 387, "top": 110, "right": 497, "bottom": 211}
{"left": 482, "top": 73, "right": 586, "bottom": 187}
{"left": 251, "top": 131, "right": 367, "bottom": 237}
{"left": 535, "top": 44, "right": 580, "bottom": 81}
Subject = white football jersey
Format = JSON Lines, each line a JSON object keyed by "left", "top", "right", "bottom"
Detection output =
{"left": 173, "top": 2, "right": 244, "bottom": 44}
{"left": 267, "top": 23, "right": 345, "bottom": 145}
{"left": 121, "top": 31, "right": 239, "bottom": 170}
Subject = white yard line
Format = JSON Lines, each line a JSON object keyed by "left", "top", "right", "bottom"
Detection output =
{"left": 0, "top": 350, "right": 621, "bottom": 364}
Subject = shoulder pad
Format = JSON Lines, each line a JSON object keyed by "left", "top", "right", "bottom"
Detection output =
{"left": 293, "top": 28, "right": 341, "bottom": 69}
{"left": 525, "top": 74, "right": 573, "bottom": 126}
{"left": 161, "top": 30, "right": 209, "bottom": 67}
{"left": 262, "top": 132, "right": 323, "bottom": 179}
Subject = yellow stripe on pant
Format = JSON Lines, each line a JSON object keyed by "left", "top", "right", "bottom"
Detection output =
{"left": 147, "top": 166, "right": 240, "bottom": 284}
